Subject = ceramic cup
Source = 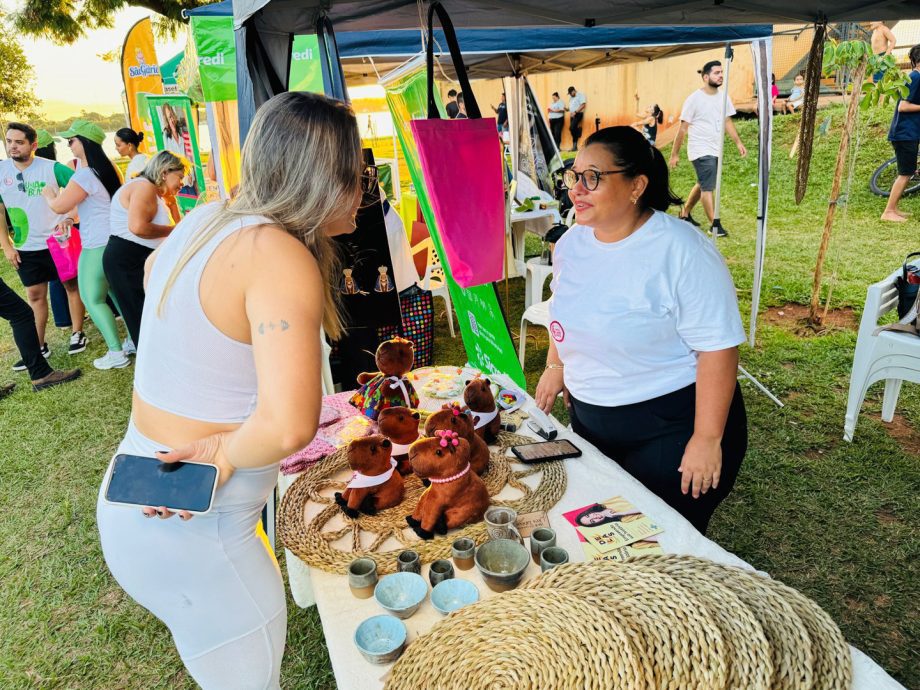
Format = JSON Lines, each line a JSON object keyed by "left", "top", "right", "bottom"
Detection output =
{"left": 529, "top": 527, "right": 556, "bottom": 564}
{"left": 484, "top": 506, "right": 522, "bottom": 544}
{"left": 396, "top": 549, "right": 421, "bottom": 575}
{"left": 451, "top": 537, "right": 476, "bottom": 571}
{"left": 540, "top": 546, "right": 569, "bottom": 572}
{"left": 428, "top": 559, "right": 455, "bottom": 586}
{"left": 348, "top": 558, "right": 378, "bottom": 599}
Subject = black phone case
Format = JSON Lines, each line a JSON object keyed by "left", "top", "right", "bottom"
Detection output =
{"left": 511, "top": 439, "right": 582, "bottom": 463}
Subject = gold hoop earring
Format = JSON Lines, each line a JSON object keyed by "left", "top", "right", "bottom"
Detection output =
{"left": 630, "top": 196, "right": 638, "bottom": 205}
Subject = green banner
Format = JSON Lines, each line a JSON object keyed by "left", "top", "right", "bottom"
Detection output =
{"left": 146, "top": 94, "right": 206, "bottom": 215}
{"left": 384, "top": 66, "right": 525, "bottom": 386}
{"left": 289, "top": 35, "right": 325, "bottom": 94}
{"left": 190, "top": 16, "right": 236, "bottom": 102}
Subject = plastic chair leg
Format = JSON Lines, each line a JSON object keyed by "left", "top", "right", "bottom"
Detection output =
{"left": 844, "top": 353, "right": 871, "bottom": 442}
{"left": 518, "top": 318, "right": 528, "bottom": 367}
{"left": 881, "top": 378, "right": 903, "bottom": 423}
{"left": 443, "top": 291, "right": 456, "bottom": 338}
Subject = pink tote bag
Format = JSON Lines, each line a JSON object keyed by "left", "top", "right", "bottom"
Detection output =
{"left": 46, "top": 227, "right": 82, "bottom": 282}
{"left": 409, "top": 3, "right": 505, "bottom": 288}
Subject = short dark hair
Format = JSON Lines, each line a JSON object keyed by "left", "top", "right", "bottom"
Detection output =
{"left": 552, "top": 91, "right": 560, "bottom": 98}
{"left": 6, "top": 122, "right": 36, "bottom": 143}
{"left": 447, "top": 89, "right": 457, "bottom": 98}
{"left": 567, "top": 86, "right": 576, "bottom": 94}
{"left": 701, "top": 60, "right": 721, "bottom": 76}
{"left": 584, "top": 126, "right": 682, "bottom": 212}
{"left": 910, "top": 44, "right": 920, "bottom": 68}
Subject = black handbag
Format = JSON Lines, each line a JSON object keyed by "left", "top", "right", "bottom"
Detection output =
{"left": 896, "top": 252, "right": 920, "bottom": 319}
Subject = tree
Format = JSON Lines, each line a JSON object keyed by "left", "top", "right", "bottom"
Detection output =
{"left": 0, "top": 21, "right": 39, "bottom": 118}
{"left": 11, "top": 1, "right": 213, "bottom": 45}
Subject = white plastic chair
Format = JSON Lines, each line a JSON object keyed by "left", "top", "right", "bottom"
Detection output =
{"left": 518, "top": 300, "right": 551, "bottom": 366}
{"left": 413, "top": 237, "right": 456, "bottom": 338}
{"left": 843, "top": 268, "right": 920, "bottom": 441}
{"left": 525, "top": 257, "right": 553, "bottom": 310}
{"left": 320, "top": 329, "right": 335, "bottom": 395}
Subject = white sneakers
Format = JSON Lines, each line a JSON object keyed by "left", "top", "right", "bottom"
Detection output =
{"left": 94, "top": 350, "right": 131, "bottom": 370}
{"left": 122, "top": 338, "right": 137, "bottom": 356}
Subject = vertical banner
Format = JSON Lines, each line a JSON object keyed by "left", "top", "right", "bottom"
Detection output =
{"left": 289, "top": 35, "right": 326, "bottom": 93}
{"left": 384, "top": 62, "right": 526, "bottom": 386}
{"left": 146, "top": 94, "right": 206, "bottom": 215}
{"left": 190, "top": 16, "right": 238, "bottom": 102}
{"left": 121, "top": 18, "right": 164, "bottom": 153}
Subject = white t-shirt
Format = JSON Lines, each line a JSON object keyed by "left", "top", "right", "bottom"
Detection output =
{"left": 71, "top": 168, "right": 113, "bottom": 249}
{"left": 548, "top": 211, "right": 745, "bottom": 406}
{"left": 383, "top": 202, "right": 420, "bottom": 293}
{"left": 679, "top": 88, "right": 736, "bottom": 161}
{"left": 568, "top": 92, "right": 586, "bottom": 114}
{"left": 125, "top": 154, "right": 149, "bottom": 179}
{"left": 548, "top": 100, "right": 566, "bottom": 119}
{"left": 0, "top": 157, "right": 73, "bottom": 251}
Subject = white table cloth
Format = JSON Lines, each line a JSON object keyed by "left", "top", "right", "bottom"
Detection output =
{"left": 283, "top": 418, "right": 905, "bottom": 690}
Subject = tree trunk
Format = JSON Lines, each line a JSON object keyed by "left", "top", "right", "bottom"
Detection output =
{"left": 807, "top": 57, "right": 867, "bottom": 326}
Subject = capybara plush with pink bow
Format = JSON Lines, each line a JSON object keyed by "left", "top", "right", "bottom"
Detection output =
{"left": 334, "top": 435, "right": 404, "bottom": 518}
{"left": 423, "top": 402, "right": 489, "bottom": 475}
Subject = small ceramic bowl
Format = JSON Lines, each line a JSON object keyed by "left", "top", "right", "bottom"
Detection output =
{"left": 354, "top": 614, "right": 407, "bottom": 664}
{"left": 474, "top": 539, "right": 530, "bottom": 592}
{"left": 431, "top": 578, "right": 480, "bottom": 615}
{"left": 374, "top": 572, "right": 428, "bottom": 619}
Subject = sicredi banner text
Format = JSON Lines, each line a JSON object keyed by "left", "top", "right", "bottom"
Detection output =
{"left": 190, "top": 15, "right": 237, "bottom": 102}
{"left": 198, "top": 53, "right": 226, "bottom": 66}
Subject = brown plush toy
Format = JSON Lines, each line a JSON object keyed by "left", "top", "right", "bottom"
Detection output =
{"left": 463, "top": 378, "right": 501, "bottom": 444}
{"left": 406, "top": 431, "right": 490, "bottom": 540}
{"left": 423, "top": 402, "right": 490, "bottom": 475}
{"left": 334, "top": 435, "right": 404, "bottom": 518}
{"left": 377, "top": 406, "right": 421, "bottom": 476}
{"left": 349, "top": 337, "right": 420, "bottom": 421}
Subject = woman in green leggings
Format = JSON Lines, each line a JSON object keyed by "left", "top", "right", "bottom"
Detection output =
{"left": 43, "top": 120, "right": 129, "bottom": 370}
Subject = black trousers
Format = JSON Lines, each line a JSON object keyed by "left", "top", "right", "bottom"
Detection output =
{"left": 569, "top": 112, "right": 584, "bottom": 148}
{"left": 569, "top": 382, "right": 747, "bottom": 534}
{"left": 103, "top": 236, "right": 153, "bottom": 346}
{"left": 0, "top": 277, "right": 52, "bottom": 380}
{"left": 550, "top": 118, "right": 564, "bottom": 148}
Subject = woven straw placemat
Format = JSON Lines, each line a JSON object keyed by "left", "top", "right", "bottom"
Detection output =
{"left": 522, "top": 561, "right": 729, "bottom": 690}
{"left": 277, "top": 431, "right": 567, "bottom": 574}
{"left": 384, "top": 589, "right": 651, "bottom": 690}
{"left": 632, "top": 555, "right": 849, "bottom": 690}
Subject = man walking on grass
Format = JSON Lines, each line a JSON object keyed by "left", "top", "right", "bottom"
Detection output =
{"left": 669, "top": 60, "right": 747, "bottom": 237}
{"left": 882, "top": 44, "right": 920, "bottom": 223}
{"left": 0, "top": 123, "right": 87, "bottom": 369}
{"left": 567, "top": 86, "right": 586, "bottom": 150}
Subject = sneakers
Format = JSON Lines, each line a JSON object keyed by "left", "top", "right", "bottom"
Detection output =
{"left": 68, "top": 331, "right": 87, "bottom": 355}
{"left": 679, "top": 212, "right": 701, "bottom": 227}
{"left": 12, "top": 343, "right": 50, "bottom": 372}
{"left": 122, "top": 338, "right": 137, "bottom": 356}
{"left": 709, "top": 225, "right": 729, "bottom": 238}
{"left": 32, "top": 368, "right": 82, "bottom": 392}
{"left": 94, "top": 350, "right": 131, "bottom": 370}
{"left": 0, "top": 382, "right": 15, "bottom": 400}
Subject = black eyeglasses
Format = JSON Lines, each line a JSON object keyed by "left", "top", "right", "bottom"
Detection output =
{"left": 361, "top": 164, "right": 378, "bottom": 194}
{"left": 15, "top": 172, "right": 24, "bottom": 193}
{"left": 562, "top": 168, "right": 628, "bottom": 191}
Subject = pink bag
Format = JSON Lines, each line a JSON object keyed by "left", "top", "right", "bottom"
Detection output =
{"left": 409, "top": 3, "right": 506, "bottom": 288}
{"left": 45, "top": 227, "right": 82, "bottom": 282}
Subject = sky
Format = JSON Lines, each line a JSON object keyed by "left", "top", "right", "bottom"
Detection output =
{"left": 12, "top": 5, "right": 184, "bottom": 119}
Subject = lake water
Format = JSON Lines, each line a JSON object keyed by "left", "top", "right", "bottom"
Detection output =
{"left": 53, "top": 125, "right": 212, "bottom": 165}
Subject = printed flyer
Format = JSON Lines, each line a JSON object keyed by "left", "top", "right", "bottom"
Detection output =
{"left": 563, "top": 497, "right": 663, "bottom": 554}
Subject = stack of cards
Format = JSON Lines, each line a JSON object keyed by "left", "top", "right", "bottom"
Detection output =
{"left": 563, "top": 497, "right": 664, "bottom": 562}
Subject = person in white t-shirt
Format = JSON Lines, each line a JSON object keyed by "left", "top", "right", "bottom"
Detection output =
{"left": 45, "top": 120, "right": 130, "bottom": 371}
{"left": 567, "top": 86, "right": 587, "bottom": 150}
{"left": 669, "top": 60, "right": 747, "bottom": 237}
{"left": 535, "top": 126, "right": 748, "bottom": 534}
{"left": 547, "top": 92, "right": 566, "bottom": 148}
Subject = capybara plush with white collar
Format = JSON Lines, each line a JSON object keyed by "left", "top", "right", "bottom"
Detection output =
{"left": 334, "top": 435, "right": 404, "bottom": 518}
{"left": 377, "top": 406, "right": 421, "bottom": 476}
{"left": 463, "top": 378, "right": 501, "bottom": 444}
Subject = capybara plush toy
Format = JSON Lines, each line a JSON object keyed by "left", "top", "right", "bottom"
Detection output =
{"left": 377, "top": 406, "right": 421, "bottom": 476}
{"left": 423, "top": 402, "right": 490, "bottom": 476}
{"left": 406, "top": 431, "right": 490, "bottom": 540}
{"left": 349, "top": 337, "right": 420, "bottom": 421}
{"left": 463, "top": 378, "right": 501, "bottom": 444}
{"left": 334, "top": 435, "right": 404, "bottom": 518}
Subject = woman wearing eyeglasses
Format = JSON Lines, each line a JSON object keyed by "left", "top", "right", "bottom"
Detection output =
{"left": 96, "top": 92, "right": 367, "bottom": 689}
{"left": 534, "top": 126, "right": 747, "bottom": 535}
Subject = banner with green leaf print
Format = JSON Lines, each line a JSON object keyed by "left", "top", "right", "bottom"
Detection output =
{"left": 384, "top": 64, "right": 525, "bottom": 386}
{"left": 189, "top": 16, "right": 237, "bottom": 102}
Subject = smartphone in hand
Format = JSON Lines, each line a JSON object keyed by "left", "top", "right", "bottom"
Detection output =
{"left": 104, "top": 454, "right": 219, "bottom": 514}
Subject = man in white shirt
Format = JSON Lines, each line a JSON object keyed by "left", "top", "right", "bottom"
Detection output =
{"left": 669, "top": 61, "right": 747, "bottom": 237}
{"left": 567, "top": 86, "right": 587, "bottom": 150}
{"left": 547, "top": 91, "right": 566, "bottom": 148}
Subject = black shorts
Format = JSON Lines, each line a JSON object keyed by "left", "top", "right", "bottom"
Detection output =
{"left": 691, "top": 155, "right": 719, "bottom": 192}
{"left": 891, "top": 140, "right": 919, "bottom": 177}
{"left": 16, "top": 249, "right": 61, "bottom": 287}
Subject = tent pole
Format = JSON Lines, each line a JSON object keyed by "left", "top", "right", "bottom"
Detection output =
{"left": 749, "top": 37, "right": 773, "bottom": 348}
{"left": 711, "top": 42, "right": 732, "bottom": 240}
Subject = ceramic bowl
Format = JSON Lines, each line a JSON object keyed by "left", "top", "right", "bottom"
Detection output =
{"left": 354, "top": 614, "right": 407, "bottom": 664}
{"left": 431, "top": 578, "right": 480, "bottom": 615}
{"left": 474, "top": 539, "right": 530, "bottom": 592}
{"left": 374, "top": 572, "right": 428, "bottom": 619}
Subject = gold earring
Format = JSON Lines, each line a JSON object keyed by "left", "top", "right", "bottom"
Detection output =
{"left": 630, "top": 196, "right": 638, "bottom": 205}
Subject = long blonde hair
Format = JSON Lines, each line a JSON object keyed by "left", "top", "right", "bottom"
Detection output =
{"left": 157, "top": 91, "right": 363, "bottom": 339}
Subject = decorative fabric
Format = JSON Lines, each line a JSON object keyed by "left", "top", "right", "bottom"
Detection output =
{"left": 471, "top": 407, "right": 499, "bottom": 430}
{"left": 346, "top": 458, "right": 398, "bottom": 489}
{"left": 399, "top": 286, "right": 434, "bottom": 367}
{"left": 350, "top": 372, "right": 420, "bottom": 420}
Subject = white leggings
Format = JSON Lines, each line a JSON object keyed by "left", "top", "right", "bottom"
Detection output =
{"left": 97, "top": 421, "right": 286, "bottom": 689}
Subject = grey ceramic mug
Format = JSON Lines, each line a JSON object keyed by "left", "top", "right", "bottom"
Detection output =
{"left": 428, "top": 559, "right": 455, "bottom": 586}
{"left": 348, "top": 558, "right": 378, "bottom": 598}
{"left": 396, "top": 549, "right": 421, "bottom": 574}
{"left": 451, "top": 537, "right": 476, "bottom": 570}
{"left": 540, "top": 546, "right": 569, "bottom": 572}
{"left": 529, "top": 527, "right": 556, "bottom": 564}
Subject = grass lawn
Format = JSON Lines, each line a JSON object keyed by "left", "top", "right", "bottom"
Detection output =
{"left": 1, "top": 105, "right": 918, "bottom": 689}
